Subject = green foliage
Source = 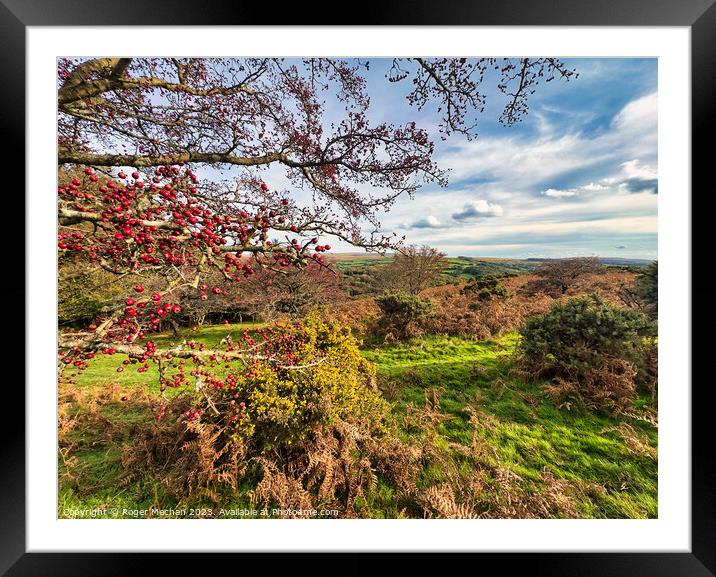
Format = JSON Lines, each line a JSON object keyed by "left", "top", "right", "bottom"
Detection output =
{"left": 58, "top": 260, "right": 132, "bottom": 325}
{"left": 519, "top": 295, "right": 651, "bottom": 375}
{"left": 463, "top": 275, "right": 510, "bottom": 301}
{"left": 362, "top": 332, "right": 657, "bottom": 518}
{"left": 441, "top": 257, "right": 536, "bottom": 280}
{"left": 518, "top": 296, "right": 654, "bottom": 412}
{"left": 210, "top": 312, "right": 388, "bottom": 452}
{"left": 375, "top": 293, "right": 433, "bottom": 340}
{"left": 636, "top": 261, "right": 658, "bottom": 318}
{"left": 60, "top": 326, "right": 658, "bottom": 519}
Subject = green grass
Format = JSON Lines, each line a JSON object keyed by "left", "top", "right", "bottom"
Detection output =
{"left": 69, "top": 322, "right": 260, "bottom": 394}
{"left": 59, "top": 324, "right": 658, "bottom": 519}
{"left": 361, "top": 332, "right": 657, "bottom": 518}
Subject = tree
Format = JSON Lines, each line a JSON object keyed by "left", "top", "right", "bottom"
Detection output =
{"left": 372, "top": 245, "right": 448, "bottom": 295}
{"left": 56, "top": 56, "right": 577, "bottom": 413}
{"left": 235, "top": 261, "right": 346, "bottom": 321}
{"left": 530, "top": 257, "right": 604, "bottom": 296}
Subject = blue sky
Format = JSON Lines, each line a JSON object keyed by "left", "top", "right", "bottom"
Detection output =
{"left": 237, "top": 58, "right": 658, "bottom": 259}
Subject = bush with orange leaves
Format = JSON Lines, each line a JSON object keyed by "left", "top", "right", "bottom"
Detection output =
{"left": 325, "top": 269, "right": 641, "bottom": 342}
{"left": 418, "top": 280, "right": 553, "bottom": 340}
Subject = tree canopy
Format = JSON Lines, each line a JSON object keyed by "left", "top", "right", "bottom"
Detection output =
{"left": 57, "top": 57, "right": 577, "bottom": 355}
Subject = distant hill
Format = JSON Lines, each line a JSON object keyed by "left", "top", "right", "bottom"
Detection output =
{"left": 330, "top": 254, "right": 653, "bottom": 295}
{"left": 524, "top": 257, "right": 653, "bottom": 267}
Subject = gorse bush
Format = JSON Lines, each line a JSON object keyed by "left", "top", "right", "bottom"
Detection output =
{"left": 197, "top": 311, "right": 388, "bottom": 452}
{"left": 636, "top": 261, "right": 658, "bottom": 319}
{"left": 463, "top": 275, "right": 510, "bottom": 302}
{"left": 517, "top": 295, "right": 654, "bottom": 413}
{"left": 375, "top": 292, "right": 433, "bottom": 340}
{"left": 121, "top": 312, "right": 396, "bottom": 512}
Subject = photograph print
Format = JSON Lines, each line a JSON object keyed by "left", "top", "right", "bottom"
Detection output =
{"left": 57, "top": 56, "right": 658, "bottom": 520}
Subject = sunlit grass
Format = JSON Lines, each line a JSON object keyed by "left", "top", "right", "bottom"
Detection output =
{"left": 59, "top": 324, "right": 657, "bottom": 519}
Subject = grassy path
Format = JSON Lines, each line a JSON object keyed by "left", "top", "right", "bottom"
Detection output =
{"left": 362, "top": 333, "right": 657, "bottom": 518}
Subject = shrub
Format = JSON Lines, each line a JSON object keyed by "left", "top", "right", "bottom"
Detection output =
{"left": 526, "top": 257, "right": 604, "bottom": 296}
{"left": 418, "top": 281, "right": 552, "bottom": 340}
{"left": 121, "top": 313, "right": 399, "bottom": 513}
{"left": 463, "top": 275, "right": 510, "bottom": 301}
{"left": 636, "top": 261, "right": 658, "bottom": 319}
{"left": 374, "top": 292, "right": 433, "bottom": 340}
{"left": 617, "top": 262, "right": 657, "bottom": 326}
{"left": 203, "top": 311, "right": 388, "bottom": 452}
{"left": 517, "top": 295, "right": 653, "bottom": 413}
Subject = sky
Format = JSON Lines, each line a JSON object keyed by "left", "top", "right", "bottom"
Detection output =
{"left": 297, "top": 58, "right": 658, "bottom": 260}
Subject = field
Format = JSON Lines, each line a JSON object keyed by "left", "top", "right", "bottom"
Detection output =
{"left": 332, "top": 254, "right": 648, "bottom": 296}
{"left": 59, "top": 288, "right": 658, "bottom": 519}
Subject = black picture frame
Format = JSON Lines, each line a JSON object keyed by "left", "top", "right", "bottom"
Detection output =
{"left": 5, "top": 1, "right": 711, "bottom": 574}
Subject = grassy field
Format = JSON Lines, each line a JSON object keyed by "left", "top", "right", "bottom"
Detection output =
{"left": 59, "top": 321, "right": 657, "bottom": 519}
{"left": 333, "top": 255, "right": 540, "bottom": 296}
{"left": 362, "top": 334, "right": 657, "bottom": 518}
{"left": 332, "top": 254, "right": 649, "bottom": 285}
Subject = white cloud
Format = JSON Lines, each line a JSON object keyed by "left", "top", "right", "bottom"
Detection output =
{"left": 435, "top": 91, "right": 657, "bottom": 192}
{"left": 328, "top": 90, "right": 658, "bottom": 258}
{"left": 452, "top": 200, "right": 503, "bottom": 220}
{"left": 612, "top": 92, "right": 657, "bottom": 133}
{"left": 582, "top": 182, "right": 607, "bottom": 192}
{"left": 542, "top": 188, "right": 577, "bottom": 198}
{"left": 410, "top": 215, "right": 442, "bottom": 229}
{"left": 620, "top": 159, "right": 657, "bottom": 181}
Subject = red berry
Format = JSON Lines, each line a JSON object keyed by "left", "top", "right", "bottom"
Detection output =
{"left": 135, "top": 284, "right": 144, "bottom": 293}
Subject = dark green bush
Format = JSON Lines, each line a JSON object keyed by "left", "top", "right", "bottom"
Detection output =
{"left": 375, "top": 293, "right": 433, "bottom": 340}
{"left": 463, "top": 275, "right": 510, "bottom": 301}
{"left": 636, "top": 261, "right": 658, "bottom": 319}
{"left": 518, "top": 295, "right": 654, "bottom": 412}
